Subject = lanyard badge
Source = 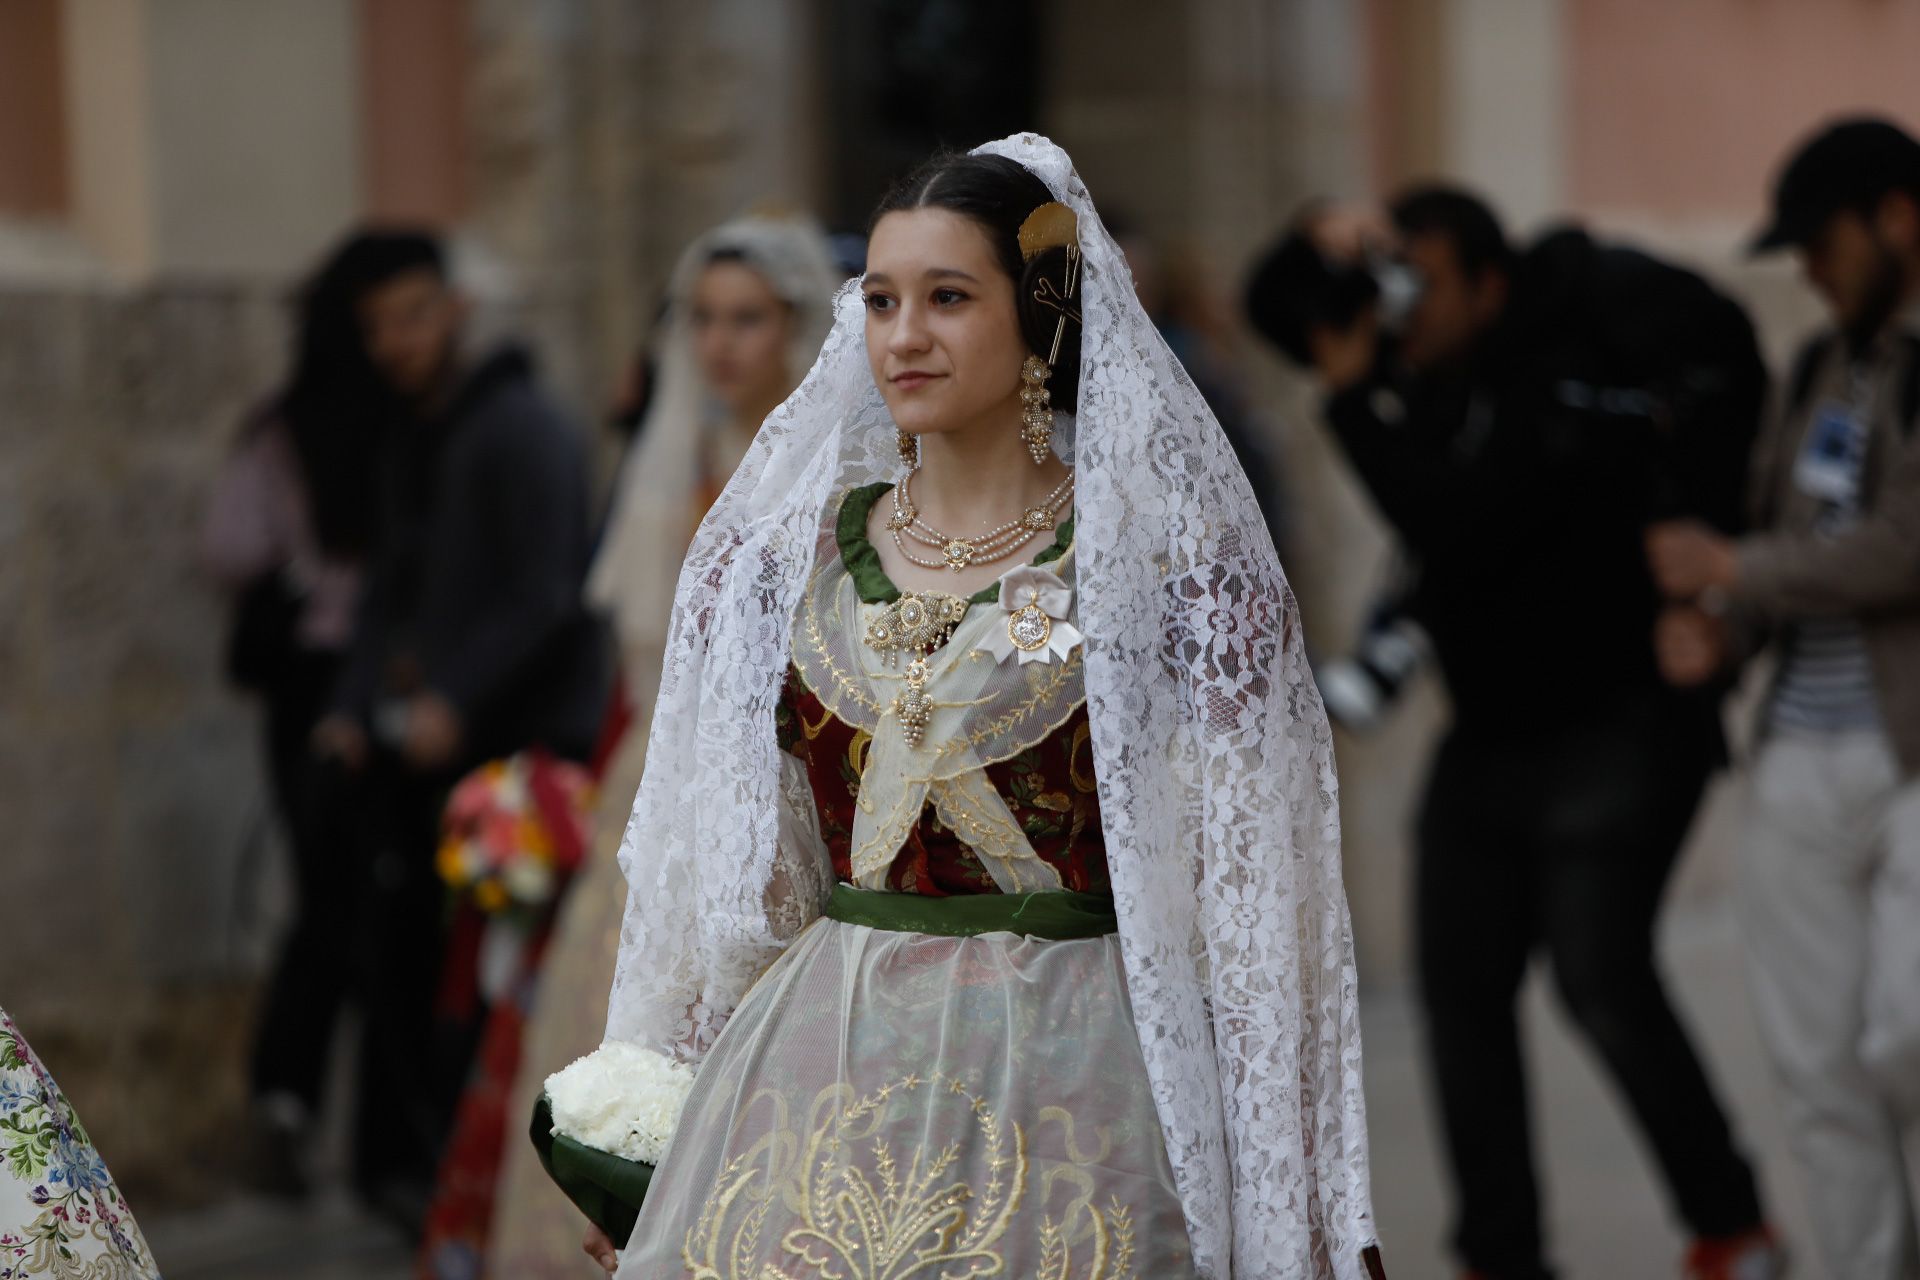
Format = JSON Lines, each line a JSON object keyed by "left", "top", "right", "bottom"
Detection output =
{"left": 1793, "top": 397, "right": 1870, "bottom": 509}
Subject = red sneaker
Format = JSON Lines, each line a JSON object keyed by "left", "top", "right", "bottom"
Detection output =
{"left": 1685, "top": 1226, "right": 1787, "bottom": 1280}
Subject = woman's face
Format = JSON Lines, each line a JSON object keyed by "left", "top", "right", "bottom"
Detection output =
{"left": 689, "top": 260, "right": 793, "bottom": 414}
{"left": 863, "top": 208, "right": 1026, "bottom": 440}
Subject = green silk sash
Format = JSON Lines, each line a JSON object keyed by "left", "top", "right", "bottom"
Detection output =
{"left": 822, "top": 883, "right": 1118, "bottom": 939}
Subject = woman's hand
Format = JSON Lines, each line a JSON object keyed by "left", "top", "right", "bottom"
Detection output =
{"left": 311, "top": 713, "right": 370, "bottom": 772}
{"left": 1654, "top": 604, "right": 1727, "bottom": 688}
{"left": 582, "top": 1224, "right": 619, "bottom": 1273}
{"left": 1646, "top": 520, "right": 1740, "bottom": 599}
{"left": 400, "top": 691, "right": 465, "bottom": 770}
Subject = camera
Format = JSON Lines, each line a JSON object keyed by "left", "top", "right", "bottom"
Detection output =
{"left": 1245, "top": 229, "right": 1422, "bottom": 368}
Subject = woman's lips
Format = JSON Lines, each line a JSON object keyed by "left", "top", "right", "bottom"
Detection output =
{"left": 890, "top": 371, "right": 941, "bottom": 391}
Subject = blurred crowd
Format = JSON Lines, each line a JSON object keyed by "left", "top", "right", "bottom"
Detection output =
{"left": 1247, "top": 117, "right": 1920, "bottom": 1280}
{"left": 172, "top": 114, "right": 1920, "bottom": 1280}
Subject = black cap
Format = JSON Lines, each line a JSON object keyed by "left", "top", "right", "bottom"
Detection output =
{"left": 1750, "top": 117, "right": 1920, "bottom": 254}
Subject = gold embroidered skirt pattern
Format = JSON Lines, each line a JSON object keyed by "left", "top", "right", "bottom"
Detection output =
{"left": 613, "top": 919, "right": 1195, "bottom": 1278}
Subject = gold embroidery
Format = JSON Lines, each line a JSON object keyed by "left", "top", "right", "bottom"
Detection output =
{"left": 1039, "top": 1199, "right": 1137, "bottom": 1280}
{"left": 792, "top": 551, "right": 1086, "bottom": 770}
{"left": 800, "top": 699, "right": 838, "bottom": 741}
{"left": 791, "top": 540, "right": 1098, "bottom": 892}
{"left": 1068, "top": 721, "right": 1098, "bottom": 794}
{"left": 927, "top": 773, "right": 1062, "bottom": 893}
{"left": 845, "top": 729, "right": 871, "bottom": 781}
{"left": 798, "top": 569, "right": 883, "bottom": 718}
{"left": 682, "top": 1073, "right": 1140, "bottom": 1280}
{"left": 960, "top": 653, "right": 1080, "bottom": 752}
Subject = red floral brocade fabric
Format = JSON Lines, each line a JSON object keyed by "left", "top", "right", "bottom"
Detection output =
{"left": 776, "top": 666, "right": 1110, "bottom": 896}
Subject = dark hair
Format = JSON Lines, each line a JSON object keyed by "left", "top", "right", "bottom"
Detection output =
{"left": 869, "top": 151, "right": 1083, "bottom": 410}
{"left": 1389, "top": 185, "right": 1514, "bottom": 279}
{"left": 274, "top": 233, "right": 403, "bottom": 557}
{"left": 333, "top": 228, "right": 448, "bottom": 305}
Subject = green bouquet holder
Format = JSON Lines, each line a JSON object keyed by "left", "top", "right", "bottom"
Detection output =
{"left": 529, "top": 1093, "right": 654, "bottom": 1246}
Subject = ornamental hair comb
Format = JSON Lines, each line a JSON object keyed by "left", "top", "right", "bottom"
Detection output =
{"left": 1017, "top": 202, "right": 1079, "bottom": 260}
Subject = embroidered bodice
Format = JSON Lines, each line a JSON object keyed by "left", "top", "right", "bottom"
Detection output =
{"left": 778, "top": 483, "right": 1106, "bottom": 896}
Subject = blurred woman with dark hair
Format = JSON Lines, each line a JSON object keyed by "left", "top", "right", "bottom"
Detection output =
{"left": 200, "top": 233, "right": 389, "bottom": 1193}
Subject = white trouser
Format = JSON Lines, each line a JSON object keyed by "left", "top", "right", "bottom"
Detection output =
{"left": 1741, "top": 729, "right": 1920, "bottom": 1280}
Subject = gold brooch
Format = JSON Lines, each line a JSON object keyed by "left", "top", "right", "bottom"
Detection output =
{"left": 1006, "top": 592, "right": 1054, "bottom": 652}
{"left": 896, "top": 657, "right": 933, "bottom": 747}
{"left": 865, "top": 591, "right": 968, "bottom": 660}
{"left": 865, "top": 592, "right": 968, "bottom": 748}
{"left": 976, "top": 566, "right": 1084, "bottom": 668}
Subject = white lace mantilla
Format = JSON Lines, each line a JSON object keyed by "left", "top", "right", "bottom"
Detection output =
{"left": 604, "top": 133, "right": 1377, "bottom": 1277}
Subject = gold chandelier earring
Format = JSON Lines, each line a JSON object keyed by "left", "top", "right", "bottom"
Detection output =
{"left": 1016, "top": 200, "right": 1081, "bottom": 467}
{"left": 1019, "top": 355, "right": 1053, "bottom": 465}
{"left": 896, "top": 427, "right": 919, "bottom": 471}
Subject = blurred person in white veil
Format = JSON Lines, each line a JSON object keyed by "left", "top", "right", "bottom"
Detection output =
{"left": 482, "top": 211, "right": 840, "bottom": 1277}
{"left": 575, "top": 135, "right": 1382, "bottom": 1279}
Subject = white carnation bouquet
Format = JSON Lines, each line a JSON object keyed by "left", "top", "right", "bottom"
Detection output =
{"left": 533, "top": 1042, "right": 695, "bottom": 1242}
{"left": 545, "top": 1042, "right": 695, "bottom": 1163}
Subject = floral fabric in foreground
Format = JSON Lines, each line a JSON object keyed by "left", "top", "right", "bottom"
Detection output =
{"left": 0, "top": 1007, "right": 160, "bottom": 1280}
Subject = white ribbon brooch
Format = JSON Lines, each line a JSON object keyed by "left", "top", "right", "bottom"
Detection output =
{"left": 976, "top": 565, "right": 1084, "bottom": 666}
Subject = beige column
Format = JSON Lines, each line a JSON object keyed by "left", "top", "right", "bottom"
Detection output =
{"left": 60, "top": 0, "right": 155, "bottom": 275}
{"left": 58, "top": 0, "right": 361, "bottom": 280}
{"left": 1441, "top": 0, "right": 1567, "bottom": 229}
{"left": 1363, "top": 0, "right": 1568, "bottom": 228}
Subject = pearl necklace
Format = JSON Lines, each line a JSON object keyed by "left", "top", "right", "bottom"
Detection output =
{"left": 886, "top": 469, "right": 1075, "bottom": 571}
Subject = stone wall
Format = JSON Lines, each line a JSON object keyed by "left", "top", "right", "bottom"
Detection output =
{"left": 1, "top": 281, "right": 289, "bottom": 1196}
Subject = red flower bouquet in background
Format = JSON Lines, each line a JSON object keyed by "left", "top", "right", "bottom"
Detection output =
{"left": 419, "top": 749, "right": 601, "bottom": 1278}
{"left": 438, "top": 750, "right": 595, "bottom": 916}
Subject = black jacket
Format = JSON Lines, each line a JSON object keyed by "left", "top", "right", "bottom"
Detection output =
{"left": 1323, "top": 228, "right": 1765, "bottom": 734}
{"left": 335, "top": 346, "right": 612, "bottom": 766}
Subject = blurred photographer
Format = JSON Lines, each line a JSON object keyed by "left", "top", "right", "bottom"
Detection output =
{"left": 1248, "top": 188, "right": 1780, "bottom": 1280}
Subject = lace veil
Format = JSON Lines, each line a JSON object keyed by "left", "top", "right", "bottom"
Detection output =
{"left": 604, "top": 134, "right": 1377, "bottom": 1277}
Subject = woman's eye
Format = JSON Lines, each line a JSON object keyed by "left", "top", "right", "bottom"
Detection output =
{"left": 932, "top": 288, "right": 968, "bottom": 306}
{"left": 862, "top": 293, "right": 893, "bottom": 312}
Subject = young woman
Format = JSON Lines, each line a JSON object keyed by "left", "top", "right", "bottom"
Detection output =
{"left": 585, "top": 135, "right": 1381, "bottom": 1279}
{"left": 482, "top": 213, "right": 841, "bottom": 1276}
{"left": 200, "top": 236, "right": 386, "bottom": 1191}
